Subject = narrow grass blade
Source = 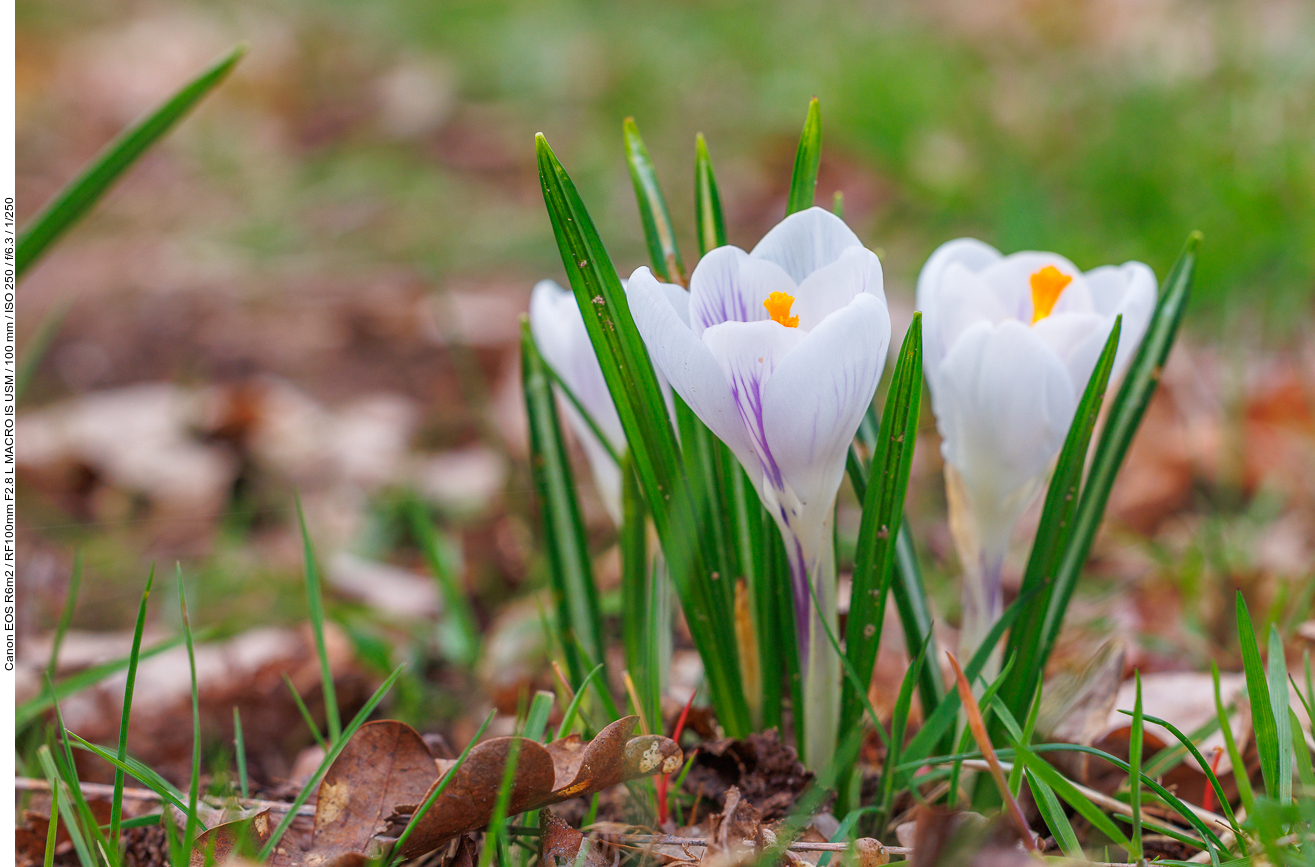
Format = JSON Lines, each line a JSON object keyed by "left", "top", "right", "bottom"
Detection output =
{"left": 1129, "top": 672, "right": 1145, "bottom": 860}
{"left": 536, "top": 133, "right": 747, "bottom": 734}
{"left": 1032, "top": 742, "right": 1229, "bottom": 856}
{"left": 476, "top": 737, "right": 524, "bottom": 867}
{"left": 536, "top": 353, "right": 623, "bottom": 468}
{"left": 177, "top": 567, "right": 203, "bottom": 864}
{"left": 1267, "top": 625, "right": 1294, "bottom": 803}
{"left": 555, "top": 663, "right": 606, "bottom": 740}
{"left": 1007, "top": 683, "right": 1043, "bottom": 797}
{"left": 389, "top": 710, "right": 495, "bottom": 866}
{"left": 37, "top": 746, "right": 95, "bottom": 867}
{"left": 1137, "top": 711, "right": 1242, "bottom": 835}
{"left": 44, "top": 682, "right": 118, "bottom": 865}
{"left": 43, "top": 763, "right": 61, "bottom": 867}
{"left": 67, "top": 737, "right": 188, "bottom": 812}
{"left": 46, "top": 550, "right": 83, "bottom": 681}
{"left": 1019, "top": 751, "right": 1133, "bottom": 851}
{"left": 619, "top": 456, "right": 655, "bottom": 722}
{"left": 875, "top": 634, "right": 930, "bottom": 830}
{"left": 110, "top": 566, "right": 154, "bottom": 848}
{"left": 624, "top": 117, "right": 685, "bottom": 285}
{"left": 233, "top": 707, "right": 249, "bottom": 799}
{"left": 842, "top": 313, "right": 922, "bottom": 736}
{"left": 16, "top": 299, "right": 74, "bottom": 404}
{"left": 1213, "top": 662, "right": 1255, "bottom": 816}
{"left": 1031, "top": 235, "right": 1197, "bottom": 679}
{"left": 1292, "top": 672, "right": 1315, "bottom": 731}
{"left": 785, "top": 98, "right": 821, "bottom": 216}
{"left": 1025, "top": 766, "right": 1085, "bottom": 858}
{"left": 521, "top": 321, "right": 608, "bottom": 685}
{"left": 694, "top": 133, "right": 727, "bottom": 255}
{"left": 897, "top": 588, "right": 1032, "bottom": 787}
{"left": 283, "top": 672, "right": 327, "bottom": 750}
{"left": 16, "top": 46, "right": 244, "bottom": 278}
{"left": 673, "top": 397, "right": 738, "bottom": 613}
{"left": 832, "top": 191, "right": 844, "bottom": 219}
{"left": 258, "top": 663, "right": 407, "bottom": 860}
{"left": 1237, "top": 592, "right": 1281, "bottom": 799}
{"left": 522, "top": 690, "right": 555, "bottom": 742}
{"left": 295, "top": 496, "right": 341, "bottom": 743}
{"left": 407, "top": 498, "right": 480, "bottom": 666}
{"left": 950, "top": 654, "right": 1016, "bottom": 808}
{"left": 1290, "top": 708, "right": 1315, "bottom": 793}
{"left": 17, "top": 634, "right": 191, "bottom": 728}
{"left": 999, "top": 318, "right": 1120, "bottom": 724}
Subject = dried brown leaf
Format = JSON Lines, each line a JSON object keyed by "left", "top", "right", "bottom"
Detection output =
{"left": 397, "top": 715, "right": 680, "bottom": 859}
{"left": 539, "top": 812, "right": 610, "bottom": 867}
{"left": 309, "top": 720, "right": 439, "bottom": 862}
{"left": 189, "top": 809, "right": 275, "bottom": 867}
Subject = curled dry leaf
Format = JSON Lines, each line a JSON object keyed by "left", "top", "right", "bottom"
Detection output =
{"left": 539, "top": 812, "right": 612, "bottom": 867}
{"left": 309, "top": 720, "right": 440, "bottom": 863}
{"left": 396, "top": 714, "right": 681, "bottom": 859}
{"left": 184, "top": 715, "right": 679, "bottom": 866}
{"left": 189, "top": 809, "right": 275, "bottom": 867}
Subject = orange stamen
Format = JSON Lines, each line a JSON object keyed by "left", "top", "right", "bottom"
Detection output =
{"left": 764, "top": 291, "right": 800, "bottom": 328}
{"left": 1030, "top": 265, "right": 1072, "bottom": 324}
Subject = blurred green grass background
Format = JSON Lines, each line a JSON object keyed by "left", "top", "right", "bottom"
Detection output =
{"left": 17, "top": 0, "right": 1315, "bottom": 334}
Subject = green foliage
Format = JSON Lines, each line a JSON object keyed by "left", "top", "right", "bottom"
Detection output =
{"left": 520, "top": 321, "right": 610, "bottom": 693}
{"left": 296, "top": 497, "right": 341, "bottom": 743}
{"left": 840, "top": 314, "right": 922, "bottom": 739}
{"left": 786, "top": 98, "right": 822, "bottom": 216}
{"left": 16, "top": 46, "right": 243, "bottom": 278}
{"left": 536, "top": 132, "right": 749, "bottom": 735}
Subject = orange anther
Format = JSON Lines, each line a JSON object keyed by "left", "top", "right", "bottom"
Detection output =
{"left": 764, "top": 291, "right": 800, "bottom": 328}
{"left": 1030, "top": 266, "right": 1072, "bottom": 324}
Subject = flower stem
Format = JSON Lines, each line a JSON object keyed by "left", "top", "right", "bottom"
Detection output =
{"left": 779, "top": 512, "right": 840, "bottom": 771}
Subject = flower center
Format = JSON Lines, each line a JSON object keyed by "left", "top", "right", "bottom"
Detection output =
{"left": 1029, "top": 266, "right": 1072, "bottom": 324}
{"left": 764, "top": 291, "right": 800, "bottom": 328}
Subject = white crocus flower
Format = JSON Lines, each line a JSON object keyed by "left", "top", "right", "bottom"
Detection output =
{"left": 916, "top": 239, "right": 1156, "bottom": 663}
{"left": 627, "top": 207, "right": 891, "bottom": 770}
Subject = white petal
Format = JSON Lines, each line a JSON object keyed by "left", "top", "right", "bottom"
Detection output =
{"left": 626, "top": 267, "right": 758, "bottom": 469}
{"left": 1084, "top": 262, "right": 1157, "bottom": 375}
{"left": 749, "top": 207, "right": 863, "bottom": 284}
{"left": 700, "top": 318, "right": 808, "bottom": 493}
{"left": 915, "top": 238, "right": 1002, "bottom": 369}
{"left": 688, "top": 246, "right": 795, "bottom": 337}
{"left": 979, "top": 252, "right": 1093, "bottom": 322}
{"left": 528, "top": 279, "right": 626, "bottom": 451}
{"left": 762, "top": 293, "right": 891, "bottom": 510}
{"left": 923, "top": 263, "right": 1009, "bottom": 393}
{"left": 932, "top": 320, "right": 1076, "bottom": 546}
{"left": 655, "top": 279, "right": 694, "bottom": 327}
{"left": 791, "top": 246, "right": 885, "bottom": 331}
{"left": 1031, "top": 312, "right": 1108, "bottom": 388}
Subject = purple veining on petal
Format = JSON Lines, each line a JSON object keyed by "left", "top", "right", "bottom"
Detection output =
{"left": 725, "top": 355, "right": 786, "bottom": 492}
{"left": 692, "top": 283, "right": 755, "bottom": 333}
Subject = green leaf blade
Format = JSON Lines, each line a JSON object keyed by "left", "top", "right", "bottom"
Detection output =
{"left": 1237, "top": 592, "right": 1281, "bottom": 798}
{"left": 535, "top": 133, "right": 748, "bottom": 734}
{"left": 694, "top": 133, "right": 728, "bottom": 255}
{"left": 520, "top": 321, "right": 609, "bottom": 689}
{"left": 786, "top": 98, "right": 821, "bottom": 216}
{"left": 1032, "top": 233, "right": 1198, "bottom": 684}
{"left": 16, "top": 46, "right": 244, "bottom": 278}
{"left": 842, "top": 314, "right": 922, "bottom": 736}
{"left": 624, "top": 118, "right": 685, "bottom": 285}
